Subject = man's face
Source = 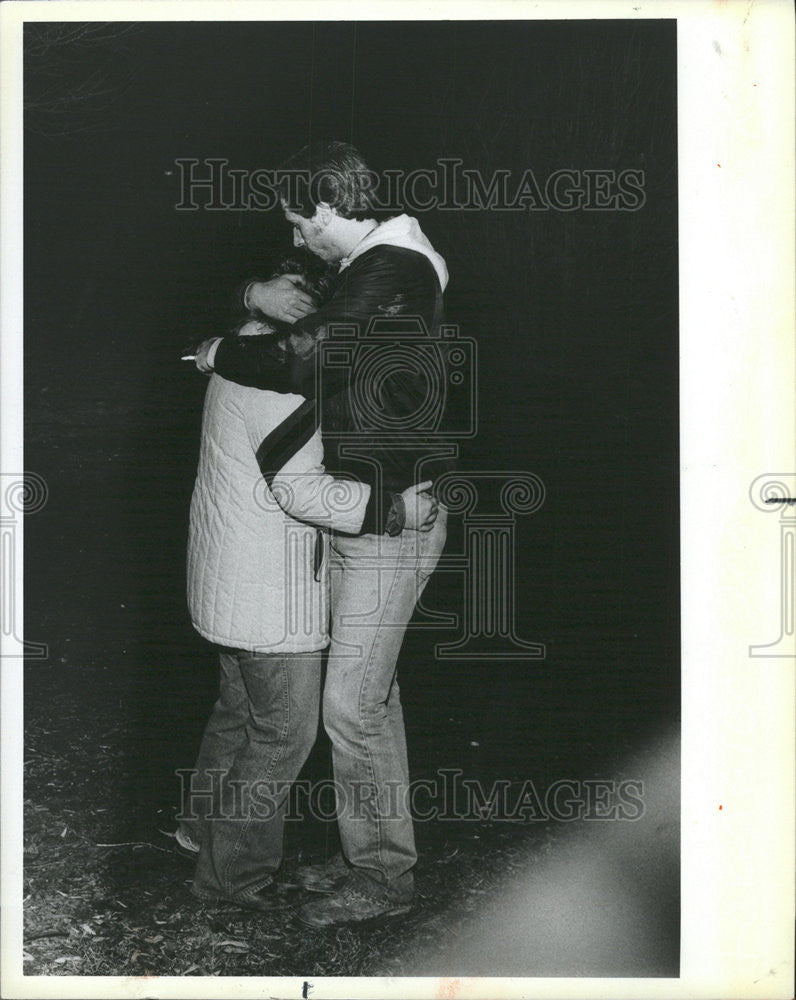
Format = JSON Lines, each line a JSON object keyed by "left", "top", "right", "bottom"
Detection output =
{"left": 282, "top": 204, "right": 341, "bottom": 263}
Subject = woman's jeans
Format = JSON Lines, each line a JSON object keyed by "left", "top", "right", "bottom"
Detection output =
{"left": 324, "top": 507, "right": 448, "bottom": 890}
{"left": 189, "top": 648, "right": 322, "bottom": 898}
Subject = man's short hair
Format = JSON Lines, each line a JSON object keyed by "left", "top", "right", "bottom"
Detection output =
{"left": 279, "top": 140, "right": 378, "bottom": 221}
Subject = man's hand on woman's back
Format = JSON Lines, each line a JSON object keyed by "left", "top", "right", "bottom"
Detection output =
{"left": 400, "top": 481, "right": 439, "bottom": 532}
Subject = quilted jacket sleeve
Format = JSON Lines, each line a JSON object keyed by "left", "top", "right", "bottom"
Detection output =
{"left": 243, "top": 394, "right": 371, "bottom": 535}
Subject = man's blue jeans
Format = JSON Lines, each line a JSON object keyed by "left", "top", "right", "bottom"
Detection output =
{"left": 324, "top": 508, "right": 448, "bottom": 890}
{"left": 188, "top": 648, "right": 321, "bottom": 898}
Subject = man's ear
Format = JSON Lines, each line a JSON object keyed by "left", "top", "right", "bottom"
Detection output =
{"left": 314, "top": 202, "right": 337, "bottom": 228}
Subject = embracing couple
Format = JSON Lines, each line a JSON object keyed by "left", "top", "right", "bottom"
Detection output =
{"left": 177, "top": 141, "right": 452, "bottom": 928}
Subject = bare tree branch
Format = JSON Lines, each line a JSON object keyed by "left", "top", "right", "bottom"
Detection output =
{"left": 24, "top": 22, "right": 145, "bottom": 137}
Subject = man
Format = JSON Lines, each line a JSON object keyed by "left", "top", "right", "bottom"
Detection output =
{"left": 192, "top": 141, "right": 452, "bottom": 927}
{"left": 182, "top": 264, "right": 436, "bottom": 912}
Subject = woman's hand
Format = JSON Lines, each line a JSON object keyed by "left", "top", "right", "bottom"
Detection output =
{"left": 246, "top": 275, "right": 315, "bottom": 323}
{"left": 237, "top": 318, "right": 274, "bottom": 337}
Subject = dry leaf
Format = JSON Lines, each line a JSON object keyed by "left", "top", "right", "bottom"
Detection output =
{"left": 217, "top": 939, "right": 249, "bottom": 951}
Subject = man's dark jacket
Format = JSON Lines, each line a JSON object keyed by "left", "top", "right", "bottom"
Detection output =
{"left": 213, "top": 244, "right": 456, "bottom": 534}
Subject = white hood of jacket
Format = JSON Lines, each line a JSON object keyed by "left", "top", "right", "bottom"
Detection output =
{"left": 338, "top": 214, "right": 448, "bottom": 291}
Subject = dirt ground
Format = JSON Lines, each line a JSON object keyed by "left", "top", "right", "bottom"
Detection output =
{"left": 23, "top": 654, "right": 568, "bottom": 977}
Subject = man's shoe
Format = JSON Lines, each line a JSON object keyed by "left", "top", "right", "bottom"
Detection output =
{"left": 295, "top": 852, "right": 350, "bottom": 894}
{"left": 297, "top": 871, "right": 413, "bottom": 928}
{"left": 191, "top": 878, "right": 291, "bottom": 913}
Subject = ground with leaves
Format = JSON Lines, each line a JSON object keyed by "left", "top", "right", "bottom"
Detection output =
{"left": 23, "top": 655, "right": 572, "bottom": 978}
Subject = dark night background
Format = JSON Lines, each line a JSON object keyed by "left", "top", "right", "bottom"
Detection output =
{"left": 23, "top": 19, "right": 679, "bottom": 975}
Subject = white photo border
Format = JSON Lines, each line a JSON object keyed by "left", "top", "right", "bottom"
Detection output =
{"left": 1, "top": 1, "right": 794, "bottom": 998}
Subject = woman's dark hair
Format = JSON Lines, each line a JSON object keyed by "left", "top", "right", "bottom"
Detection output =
{"left": 230, "top": 253, "right": 334, "bottom": 340}
{"left": 269, "top": 254, "right": 336, "bottom": 304}
{"left": 278, "top": 140, "right": 378, "bottom": 221}
{"left": 231, "top": 250, "right": 336, "bottom": 355}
